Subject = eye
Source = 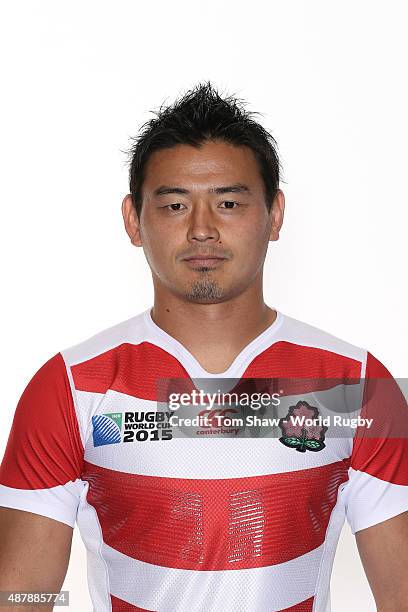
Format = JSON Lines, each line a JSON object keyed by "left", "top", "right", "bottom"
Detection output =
{"left": 164, "top": 203, "right": 186, "bottom": 211}
{"left": 219, "top": 200, "right": 239, "bottom": 209}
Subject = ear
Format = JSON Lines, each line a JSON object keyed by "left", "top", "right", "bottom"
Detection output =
{"left": 121, "top": 194, "right": 143, "bottom": 247}
{"left": 268, "top": 189, "right": 285, "bottom": 242}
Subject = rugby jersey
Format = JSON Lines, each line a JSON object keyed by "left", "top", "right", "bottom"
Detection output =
{"left": 1, "top": 307, "right": 407, "bottom": 612}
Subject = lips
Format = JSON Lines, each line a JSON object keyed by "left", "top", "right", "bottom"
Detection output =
{"left": 183, "top": 255, "right": 228, "bottom": 269}
{"left": 183, "top": 252, "right": 228, "bottom": 260}
{"left": 184, "top": 256, "right": 226, "bottom": 261}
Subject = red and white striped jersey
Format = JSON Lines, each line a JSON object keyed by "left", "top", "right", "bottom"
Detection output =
{"left": 1, "top": 307, "right": 407, "bottom": 612}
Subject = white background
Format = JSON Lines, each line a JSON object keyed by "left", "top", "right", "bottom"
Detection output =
{"left": 0, "top": 1, "right": 407, "bottom": 610}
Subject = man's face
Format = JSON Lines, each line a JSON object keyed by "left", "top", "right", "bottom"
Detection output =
{"left": 122, "top": 139, "right": 284, "bottom": 303}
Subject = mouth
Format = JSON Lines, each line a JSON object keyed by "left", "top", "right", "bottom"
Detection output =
{"left": 183, "top": 257, "right": 227, "bottom": 269}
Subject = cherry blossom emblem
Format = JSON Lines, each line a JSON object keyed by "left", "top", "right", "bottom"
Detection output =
{"left": 278, "top": 400, "right": 327, "bottom": 452}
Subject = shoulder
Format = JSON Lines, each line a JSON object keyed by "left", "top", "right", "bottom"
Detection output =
{"left": 279, "top": 310, "right": 367, "bottom": 365}
{"left": 60, "top": 310, "right": 148, "bottom": 368}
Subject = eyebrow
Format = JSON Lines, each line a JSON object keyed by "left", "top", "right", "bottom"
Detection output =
{"left": 153, "top": 183, "right": 252, "bottom": 196}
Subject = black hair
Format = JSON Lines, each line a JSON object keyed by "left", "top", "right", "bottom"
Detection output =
{"left": 123, "top": 81, "right": 283, "bottom": 217}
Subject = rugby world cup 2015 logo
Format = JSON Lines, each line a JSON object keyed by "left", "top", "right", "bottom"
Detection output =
{"left": 92, "top": 413, "right": 122, "bottom": 447}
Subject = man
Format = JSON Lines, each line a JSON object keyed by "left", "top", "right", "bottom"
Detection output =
{"left": 0, "top": 82, "right": 407, "bottom": 612}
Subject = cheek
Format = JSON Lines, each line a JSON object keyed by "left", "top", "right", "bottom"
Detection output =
{"left": 140, "top": 217, "right": 167, "bottom": 255}
{"left": 140, "top": 226, "right": 179, "bottom": 276}
{"left": 232, "top": 219, "right": 270, "bottom": 261}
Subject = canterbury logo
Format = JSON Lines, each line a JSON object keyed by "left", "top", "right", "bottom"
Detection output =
{"left": 198, "top": 408, "right": 239, "bottom": 427}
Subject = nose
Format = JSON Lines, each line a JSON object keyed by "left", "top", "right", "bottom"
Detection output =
{"left": 186, "top": 201, "right": 221, "bottom": 243}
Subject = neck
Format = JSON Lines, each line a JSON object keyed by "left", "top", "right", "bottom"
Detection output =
{"left": 149, "top": 278, "right": 277, "bottom": 352}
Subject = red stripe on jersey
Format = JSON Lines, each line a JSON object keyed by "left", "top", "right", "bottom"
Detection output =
{"left": 83, "top": 460, "right": 349, "bottom": 571}
{"left": 70, "top": 340, "right": 362, "bottom": 402}
{"left": 243, "top": 341, "right": 363, "bottom": 379}
{"left": 111, "top": 594, "right": 155, "bottom": 611}
{"left": 0, "top": 353, "right": 84, "bottom": 489}
{"left": 350, "top": 352, "right": 408, "bottom": 485}
{"left": 278, "top": 596, "right": 314, "bottom": 611}
{"left": 71, "top": 342, "right": 193, "bottom": 400}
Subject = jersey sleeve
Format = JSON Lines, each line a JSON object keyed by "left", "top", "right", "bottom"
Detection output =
{"left": 0, "top": 352, "right": 85, "bottom": 527}
{"left": 342, "top": 351, "right": 408, "bottom": 534}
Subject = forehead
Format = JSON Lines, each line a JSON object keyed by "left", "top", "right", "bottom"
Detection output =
{"left": 142, "top": 140, "right": 263, "bottom": 192}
